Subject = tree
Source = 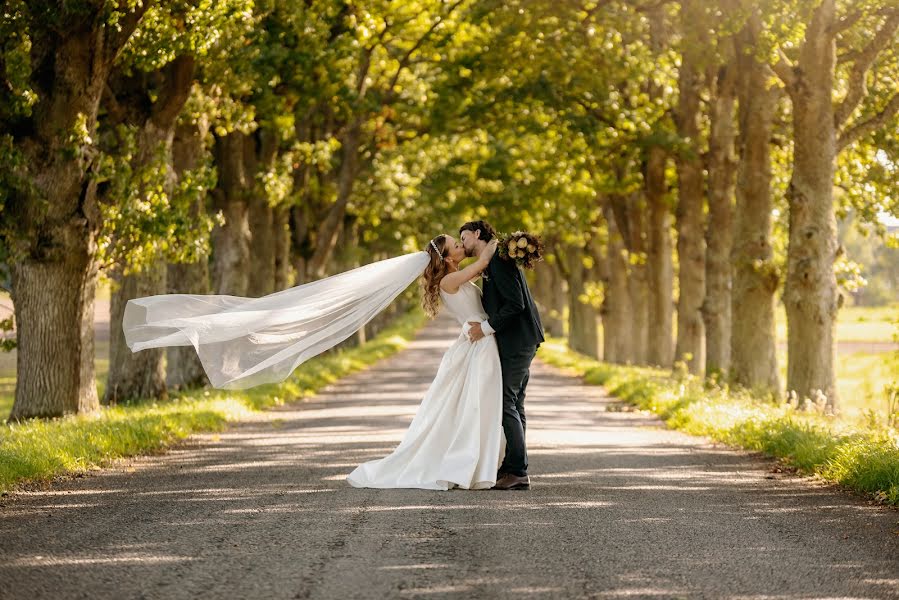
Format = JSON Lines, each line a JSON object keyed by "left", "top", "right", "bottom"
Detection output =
{"left": 0, "top": 1, "right": 149, "bottom": 419}
{"left": 729, "top": 12, "right": 782, "bottom": 393}
{"left": 767, "top": 1, "right": 899, "bottom": 408}
{"left": 703, "top": 19, "right": 738, "bottom": 378}
{"left": 673, "top": 0, "right": 707, "bottom": 374}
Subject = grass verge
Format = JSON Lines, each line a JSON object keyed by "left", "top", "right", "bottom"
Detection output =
{"left": 537, "top": 338, "right": 899, "bottom": 506}
{"left": 0, "top": 310, "right": 426, "bottom": 493}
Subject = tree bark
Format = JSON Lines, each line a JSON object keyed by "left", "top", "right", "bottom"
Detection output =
{"left": 673, "top": 0, "right": 707, "bottom": 374}
{"left": 643, "top": 4, "right": 675, "bottom": 369}
{"left": 532, "top": 255, "right": 566, "bottom": 337}
{"left": 307, "top": 123, "right": 361, "bottom": 278}
{"left": 5, "top": 5, "right": 148, "bottom": 419}
{"left": 703, "top": 60, "right": 737, "bottom": 377}
{"left": 783, "top": 0, "right": 840, "bottom": 407}
{"left": 558, "top": 243, "right": 600, "bottom": 359}
{"left": 644, "top": 147, "right": 674, "bottom": 368}
{"left": 9, "top": 241, "right": 101, "bottom": 420}
{"left": 274, "top": 205, "right": 292, "bottom": 290}
{"left": 730, "top": 26, "right": 781, "bottom": 393}
{"left": 106, "top": 260, "right": 168, "bottom": 403}
{"left": 166, "top": 120, "right": 211, "bottom": 390}
{"left": 616, "top": 194, "right": 649, "bottom": 365}
{"left": 247, "top": 129, "right": 279, "bottom": 297}
{"left": 211, "top": 132, "right": 252, "bottom": 296}
{"left": 601, "top": 198, "right": 632, "bottom": 364}
{"left": 290, "top": 202, "right": 312, "bottom": 285}
{"left": 247, "top": 194, "right": 275, "bottom": 295}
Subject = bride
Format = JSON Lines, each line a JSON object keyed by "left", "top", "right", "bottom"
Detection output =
{"left": 122, "top": 234, "right": 504, "bottom": 490}
{"left": 347, "top": 235, "right": 503, "bottom": 490}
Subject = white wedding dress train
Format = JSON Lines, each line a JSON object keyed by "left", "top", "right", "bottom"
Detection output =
{"left": 347, "top": 282, "right": 504, "bottom": 490}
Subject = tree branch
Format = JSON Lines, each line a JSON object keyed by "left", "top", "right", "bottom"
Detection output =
{"left": 103, "top": 0, "right": 151, "bottom": 64}
{"left": 383, "top": 0, "right": 467, "bottom": 102}
{"left": 830, "top": 9, "right": 863, "bottom": 35}
{"left": 837, "top": 91, "right": 899, "bottom": 151}
{"left": 580, "top": 0, "right": 614, "bottom": 26}
{"left": 833, "top": 11, "right": 899, "bottom": 127}
{"left": 356, "top": 46, "right": 373, "bottom": 97}
{"left": 151, "top": 55, "right": 196, "bottom": 131}
{"left": 769, "top": 48, "right": 797, "bottom": 89}
{"left": 741, "top": 8, "right": 796, "bottom": 89}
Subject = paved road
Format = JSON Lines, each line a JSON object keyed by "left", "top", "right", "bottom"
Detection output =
{"left": 1, "top": 316, "right": 897, "bottom": 599}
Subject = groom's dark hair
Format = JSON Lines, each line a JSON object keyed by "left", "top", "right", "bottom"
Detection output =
{"left": 459, "top": 220, "right": 497, "bottom": 243}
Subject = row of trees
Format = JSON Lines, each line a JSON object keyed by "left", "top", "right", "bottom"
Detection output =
{"left": 1, "top": 0, "right": 896, "bottom": 419}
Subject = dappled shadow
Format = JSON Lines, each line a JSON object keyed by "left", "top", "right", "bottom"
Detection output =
{"left": 1, "top": 315, "right": 897, "bottom": 599}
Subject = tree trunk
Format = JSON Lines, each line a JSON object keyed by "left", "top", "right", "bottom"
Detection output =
{"left": 5, "top": 5, "right": 148, "bottom": 419}
{"left": 703, "top": 60, "right": 737, "bottom": 378}
{"left": 166, "top": 257, "right": 210, "bottom": 390}
{"left": 674, "top": 0, "right": 707, "bottom": 374}
{"left": 617, "top": 194, "right": 649, "bottom": 364}
{"left": 644, "top": 4, "right": 675, "bottom": 369}
{"left": 644, "top": 147, "right": 674, "bottom": 368}
{"left": 730, "top": 27, "right": 781, "bottom": 393}
{"left": 601, "top": 198, "right": 632, "bottom": 364}
{"left": 103, "top": 56, "right": 195, "bottom": 404}
{"left": 783, "top": 0, "right": 839, "bottom": 407}
{"left": 247, "top": 130, "right": 278, "bottom": 297}
{"left": 9, "top": 242, "right": 101, "bottom": 420}
{"left": 560, "top": 244, "right": 600, "bottom": 359}
{"left": 532, "top": 256, "right": 566, "bottom": 337}
{"left": 106, "top": 261, "right": 168, "bottom": 403}
{"left": 247, "top": 196, "right": 275, "bottom": 296}
{"left": 166, "top": 120, "right": 211, "bottom": 391}
{"left": 274, "top": 205, "right": 292, "bottom": 290}
{"left": 211, "top": 132, "right": 252, "bottom": 296}
{"left": 307, "top": 123, "right": 361, "bottom": 278}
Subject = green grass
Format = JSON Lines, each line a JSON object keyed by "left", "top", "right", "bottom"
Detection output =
{"left": 771, "top": 346, "right": 899, "bottom": 423}
{"left": 538, "top": 338, "right": 899, "bottom": 506}
{"left": 0, "top": 310, "right": 427, "bottom": 493}
{"left": 775, "top": 302, "right": 899, "bottom": 344}
{"left": 814, "top": 351, "right": 898, "bottom": 422}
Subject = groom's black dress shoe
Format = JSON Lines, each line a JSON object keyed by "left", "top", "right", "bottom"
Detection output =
{"left": 492, "top": 473, "right": 530, "bottom": 490}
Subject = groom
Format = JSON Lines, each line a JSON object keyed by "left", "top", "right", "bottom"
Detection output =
{"left": 460, "top": 220, "right": 545, "bottom": 491}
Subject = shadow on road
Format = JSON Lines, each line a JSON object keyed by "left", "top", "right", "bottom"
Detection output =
{"left": 1, "top": 316, "right": 897, "bottom": 599}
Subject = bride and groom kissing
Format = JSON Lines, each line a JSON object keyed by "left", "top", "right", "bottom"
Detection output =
{"left": 347, "top": 220, "right": 545, "bottom": 491}
{"left": 123, "top": 217, "right": 544, "bottom": 491}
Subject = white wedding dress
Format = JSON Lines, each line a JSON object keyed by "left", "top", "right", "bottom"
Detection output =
{"left": 347, "top": 281, "right": 504, "bottom": 490}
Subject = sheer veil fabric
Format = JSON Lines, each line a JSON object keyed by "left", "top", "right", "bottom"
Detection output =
{"left": 123, "top": 251, "right": 430, "bottom": 390}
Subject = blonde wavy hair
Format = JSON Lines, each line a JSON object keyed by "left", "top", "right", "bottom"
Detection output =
{"left": 420, "top": 235, "right": 450, "bottom": 319}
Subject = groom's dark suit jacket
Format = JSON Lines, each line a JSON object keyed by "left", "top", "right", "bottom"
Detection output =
{"left": 482, "top": 253, "right": 545, "bottom": 354}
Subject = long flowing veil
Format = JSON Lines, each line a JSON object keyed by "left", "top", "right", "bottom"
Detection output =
{"left": 123, "top": 251, "right": 431, "bottom": 390}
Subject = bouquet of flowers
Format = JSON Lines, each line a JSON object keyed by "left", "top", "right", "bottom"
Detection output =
{"left": 497, "top": 231, "right": 544, "bottom": 269}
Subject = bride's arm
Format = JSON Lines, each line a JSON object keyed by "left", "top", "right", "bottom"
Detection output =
{"left": 439, "top": 239, "right": 498, "bottom": 293}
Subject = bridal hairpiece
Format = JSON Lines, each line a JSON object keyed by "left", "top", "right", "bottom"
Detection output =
{"left": 429, "top": 239, "right": 443, "bottom": 260}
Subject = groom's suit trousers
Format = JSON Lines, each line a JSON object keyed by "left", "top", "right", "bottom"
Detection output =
{"left": 499, "top": 344, "right": 537, "bottom": 477}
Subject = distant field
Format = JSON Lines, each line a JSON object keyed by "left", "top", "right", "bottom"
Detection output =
{"left": 776, "top": 303, "right": 898, "bottom": 345}
{"left": 774, "top": 304, "right": 898, "bottom": 422}
{"left": 776, "top": 349, "right": 898, "bottom": 422}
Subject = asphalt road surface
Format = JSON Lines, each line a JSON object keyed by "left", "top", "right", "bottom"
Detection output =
{"left": 1, "top": 316, "right": 897, "bottom": 599}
